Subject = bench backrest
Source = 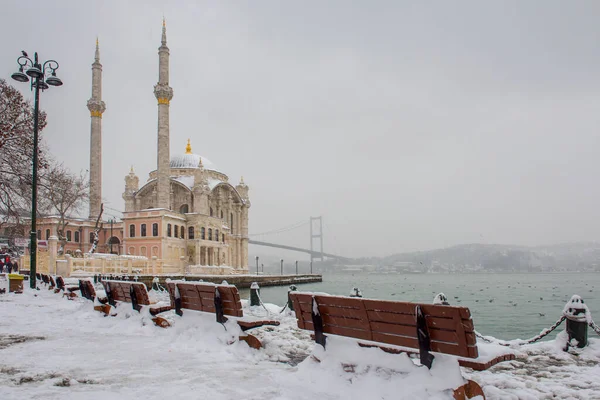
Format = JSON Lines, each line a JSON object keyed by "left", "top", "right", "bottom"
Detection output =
{"left": 78, "top": 279, "right": 96, "bottom": 300}
{"left": 290, "top": 293, "right": 478, "bottom": 359}
{"left": 103, "top": 280, "right": 152, "bottom": 306}
{"left": 167, "top": 281, "right": 243, "bottom": 317}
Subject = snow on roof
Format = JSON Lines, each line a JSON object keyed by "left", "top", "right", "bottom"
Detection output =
{"left": 207, "top": 178, "right": 223, "bottom": 190}
{"left": 173, "top": 175, "right": 195, "bottom": 189}
{"left": 170, "top": 153, "right": 216, "bottom": 170}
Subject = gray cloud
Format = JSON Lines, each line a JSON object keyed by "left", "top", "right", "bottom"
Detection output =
{"left": 2, "top": 0, "right": 600, "bottom": 258}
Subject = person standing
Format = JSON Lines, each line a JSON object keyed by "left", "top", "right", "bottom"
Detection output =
{"left": 12, "top": 261, "right": 18, "bottom": 273}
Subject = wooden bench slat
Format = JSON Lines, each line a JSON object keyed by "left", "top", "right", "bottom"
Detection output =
{"left": 316, "top": 305, "right": 371, "bottom": 320}
{"left": 324, "top": 325, "right": 373, "bottom": 341}
{"left": 363, "top": 299, "right": 471, "bottom": 320}
{"left": 313, "top": 295, "right": 366, "bottom": 309}
{"left": 323, "top": 315, "right": 371, "bottom": 331}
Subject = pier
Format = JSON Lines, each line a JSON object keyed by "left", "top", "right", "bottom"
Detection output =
{"left": 83, "top": 273, "right": 322, "bottom": 289}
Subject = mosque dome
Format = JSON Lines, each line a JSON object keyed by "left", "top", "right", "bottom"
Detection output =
{"left": 170, "top": 139, "right": 216, "bottom": 170}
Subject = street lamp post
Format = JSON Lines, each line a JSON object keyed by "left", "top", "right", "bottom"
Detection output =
{"left": 280, "top": 259, "right": 283, "bottom": 275}
{"left": 255, "top": 256, "right": 259, "bottom": 276}
{"left": 295, "top": 260, "right": 298, "bottom": 275}
{"left": 11, "top": 52, "right": 63, "bottom": 289}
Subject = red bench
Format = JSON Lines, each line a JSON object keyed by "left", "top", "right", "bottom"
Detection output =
{"left": 166, "top": 281, "right": 280, "bottom": 349}
{"left": 290, "top": 292, "right": 516, "bottom": 399}
{"left": 101, "top": 280, "right": 172, "bottom": 326}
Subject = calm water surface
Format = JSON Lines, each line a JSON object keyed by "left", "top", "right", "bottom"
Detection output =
{"left": 240, "top": 272, "right": 600, "bottom": 341}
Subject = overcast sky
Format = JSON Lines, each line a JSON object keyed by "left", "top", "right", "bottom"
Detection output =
{"left": 2, "top": 1, "right": 600, "bottom": 259}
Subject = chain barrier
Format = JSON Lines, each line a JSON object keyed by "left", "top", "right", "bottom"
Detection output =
{"left": 254, "top": 290, "right": 274, "bottom": 316}
{"left": 590, "top": 319, "right": 600, "bottom": 336}
{"left": 475, "top": 316, "right": 566, "bottom": 346}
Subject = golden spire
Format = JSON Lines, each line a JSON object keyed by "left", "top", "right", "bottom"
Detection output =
{"left": 185, "top": 138, "right": 192, "bottom": 154}
{"left": 163, "top": 16, "right": 166, "bottom": 27}
{"left": 129, "top": 165, "right": 135, "bottom": 174}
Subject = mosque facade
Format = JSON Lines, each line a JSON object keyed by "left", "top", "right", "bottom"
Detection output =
{"left": 36, "top": 22, "right": 251, "bottom": 272}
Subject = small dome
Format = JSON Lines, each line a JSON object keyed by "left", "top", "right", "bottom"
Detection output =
{"left": 170, "top": 153, "right": 216, "bottom": 170}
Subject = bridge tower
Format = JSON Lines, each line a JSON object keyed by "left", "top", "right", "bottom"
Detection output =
{"left": 310, "top": 216, "right": 324, "bottom": 263}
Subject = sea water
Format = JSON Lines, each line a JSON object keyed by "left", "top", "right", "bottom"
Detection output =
{"left": 239, "top": 272, "right": 600, "bottom": 341}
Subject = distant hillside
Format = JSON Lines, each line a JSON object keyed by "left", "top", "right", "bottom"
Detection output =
{"left": 349, "top": 242, "right": 600, "bottom": 273}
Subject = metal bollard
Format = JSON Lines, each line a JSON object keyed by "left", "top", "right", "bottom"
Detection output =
{"left": 93, "top": 274, "right": 98, "bottom": 284}
{"left": 563, "top": 295, "right": 588, "bottom": 349}
{"left": 433, "top": 293, "right": 449, "bottom": 305}
{"left": 349, "top": 287, "right": 362, "bottom": 298}
{"left": 287, "top": 285, "right": 297, "bottom": 311}
{"left": 250, "top": 282, "right": 260, "bottom": 306}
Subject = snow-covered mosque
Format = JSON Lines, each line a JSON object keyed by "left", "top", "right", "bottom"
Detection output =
{"left": 91, "top": 21, "right": 250, "bottom": 270}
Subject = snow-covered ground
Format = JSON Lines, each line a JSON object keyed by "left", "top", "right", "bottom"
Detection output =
{"left": 0, "top": 285, "right": 599, "bottom": 399}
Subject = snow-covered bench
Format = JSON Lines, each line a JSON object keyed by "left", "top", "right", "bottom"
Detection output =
{"left": 166, "top": 281, "right": 280, "bottom": 349}
{"left": 78, "top": 279, "right": 107, "bottom": 302}
{"left": 290, "top": 292, "right": 517, "bottom": 399}
{"left": 101, "top": 280, "right": 172, "bottom": 327}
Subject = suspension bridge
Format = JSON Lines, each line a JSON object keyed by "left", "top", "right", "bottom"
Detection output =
{"left": 248, "top": 216, "right": 352, "bottom": 262}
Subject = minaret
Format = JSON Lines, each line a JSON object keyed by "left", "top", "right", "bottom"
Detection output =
{"left": 87, "top": 38, "right": 106, "bottom": 219}
{"left": 154, "top": 19, "right": 174, "bottom": 209}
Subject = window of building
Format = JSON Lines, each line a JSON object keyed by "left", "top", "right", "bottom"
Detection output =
{"left": 221, "top": 210, "right": 223, "bottom": 219}
{"left": 89, "top": 232, "right": 94, "bottom": 243}
{"left": 188, "top": 226, "right": 194, "bottom": 239}
{"left": 210, "top": 207, "right": 213, "bottom": 217}
{"left": 152, "top": 223, "right": 158, "bottom": 237}
{"left": 141, "top": 246, "right": 147, "bottom": 257}
{"left": 37, "top": 230, "right": 41, "bottom": 240}
{"left": 141, "top": 224, "right": 147, "bottom": 237}
{"left": 208, "top": 228, "right": 212, "bottom": 241}
{"left": 180, "top": 225, "right": 185, "bottom": 239}
{"left": 45, "top": 229, "right": 50, "bottom": 240}
{"left": 129, "top": 224, "right": 135, "bottom": 238}
{"left": 152, "top": 246, "right": 159, "bottom": 256}
{"left": 230, "top": 213, "right": 234, "bottom": 233}
{"left": 74, "top": 231, "right": 80, "bottom": 243}
{"left": 167, "top": 224, "right": 172, "bottom": 237}
{"left": 174, "top": 225, "right": 179, "bottom": 238}
{"left": 201, "top": 227, "right": 205, "bottom": 240}
{"left": 222, "top": 234, "right": 225, "bottom": 243}
{"left": 180, "top": 204, "right": 189, "bottom": 214}
{"left": 128, "top": 246, "right": 135, "bottom": 255}
{"left": 215, "top": 229, "right": 219, "bottom": 242}
{"left": 66, "top": 230, "right": 72, "bottom": 242}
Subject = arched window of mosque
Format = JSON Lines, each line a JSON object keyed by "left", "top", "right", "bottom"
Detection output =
{"left": 220, "top": 210, "right": 223, "bottom": 219}
{"left": 180, "top": 204, "right": 189, "bottom": 214}
{"left": 210, "top": 207, "right": 213, "bottom": 217}
{"left": 222, "top": 234, "right": 225, "bottom": 243}
{"left": 141, "top": 224, "right": 147, "bottom": 237}
{"left": 230, "top": 213, "right": 234, "bottom": 233}
{"left": 66, "top": 230, "right": 72, "bottom": 242}
{"left": 152, "top": 223, "right": 158, "bottom": 237}
{"left": 74, "top": 231, "right": 80, "bottom": 243}
{"left": 174, "top": 225, "right": 179, "bottom": 238}
{"left": 180, "top": 226, "right": 185, "bottom": 239}
{"left": 188, "top": 227, "right": 194, "bottom": 239}
{"left": 215, "top": 229, "right": 219, "bottom": 242}
{"left": 208, "top": 228, "right": 212, "bottom": 241}
{"left": 130, "top": 224, "right": 136, "bottom": 238}
{"left": 167, "top": 224, "right": 172, "bottom": 237}
{"left": 201, "top": 227, "right": 206, "bottom": 240}
{"left": 45, "top": 229, "right": 50, "bottom": 240}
